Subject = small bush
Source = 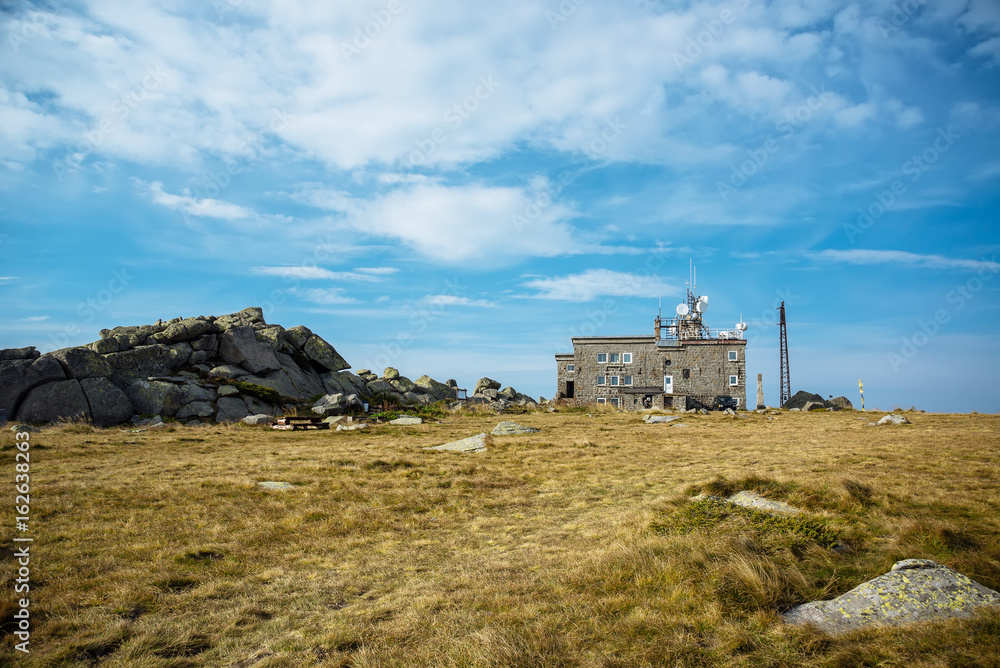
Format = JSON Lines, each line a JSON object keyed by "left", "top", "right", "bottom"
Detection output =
{"left": 227, "top": 381, "right": 282, "bottom": 404}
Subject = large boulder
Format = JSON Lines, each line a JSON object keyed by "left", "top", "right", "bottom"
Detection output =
{"left": 320, "top": 371, "right": 369, "bottom": 398}
{"left": 254, "top": 325, "right": 287, "bottom": 352}
{"left": 219, "top": 326, "right": 281, "bottom": 374}
{"left": 356, "top": 369, "right": 378, "bottom": 382}
{"left": 498, "top": 386, "right": 518, "bottom": 400}
{"left": 474, "top": 377, "right": 501, "bottom": 395}
{"left": 177, "top": 401, "right": 214, "bottom": 419}
{"left": 383, "top": 367, "right": 400, "bottom": 380}
{"left": 214, "top": 307, "right": 265, "bottom": 332}
{"left": 783, "top": 391, "right": 828, "bottom": 410}
{"left": 124, "top": 380, "right": 186, "bottom": 417}
{"left": 273, "top": 353, "right": 326, "bottom": 398}
{"left": 414, "top": 375, "right": 455, "bottom": 401}
{"left": 49, "top": 346, "right": 112, "bottom": 379}
{"left": 17, "top": 380, "right": 91, "bottom": 423}
{"left": 283, "top": 325, "right": 313, "bottom": 350}
{"left": 80, "top": 377, "right": 134, "bottom": 427}
{"left": 216, "top": 397, "right": 251, "bottom": 422}
{"left": 829, "top": 396, "right": 854, "bottom": 410}
{"left": 180, "top": 384, "right": 215, "bottom": 404}
{"left": 366, "top": 378, "right": 397, "bottom": 396}
{"left": 0, "top": 356, "right": 67, "bottom": 416}
{"left": 390, "top": 376, "right": 416, "bottom": 394}
{"left": 303, "top": 334, "right": 349, "bottom": 372}
{"left": 153, "top": 317, "right": 216, "bottom": 345}
{"left": 105, "top": 345, "right": 178, "bottom": 388}
{"left": 783, "top": 559, "right": 1000, "bottom": 634}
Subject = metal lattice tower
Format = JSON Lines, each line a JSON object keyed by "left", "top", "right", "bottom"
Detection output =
{"left": 778, "top": 301, "right": 790, "bottom": 407}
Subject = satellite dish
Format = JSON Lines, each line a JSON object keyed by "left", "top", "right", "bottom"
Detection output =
{"left": 699, "top": 295, "right": 708, "bottom": 304}
{"left": 695, "top": 301, "right": 705, "bottom": 313}
{"left": 676, "top": 303, "right": 689, "bottom": 316}
{"left": 736, "top": 322, "right": 748, "bottom": 332}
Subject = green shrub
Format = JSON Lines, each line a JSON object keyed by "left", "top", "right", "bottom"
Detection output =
{"left": 228, "top": 381, "right": 282, "bottom": 405}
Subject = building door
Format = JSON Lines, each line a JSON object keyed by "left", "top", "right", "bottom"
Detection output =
{"left": 663, "top": 375, "right": 673, "bottom": 394}
{"left": 566, "top": 381, "right": 574, "bottom": 398}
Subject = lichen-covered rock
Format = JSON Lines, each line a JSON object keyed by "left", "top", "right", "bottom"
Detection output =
{"left": 214, "top": 307, "right": 265, "bottom": 332}
{"left": 498, "top": 386, "right": 518, "bottom": 400}
{"left": 219, "top": 326, "right": 281, "bottom": 375}
{"left": 727, "top": 490, "right": 800, "bottom": 515}
{"left": 254, "top": 325, "right": 287, "bottom": 352}
{"left": 242, "top": 413, "right": 276, "bottom": 426}
{"left": 389, "top": 375, "right": 416, "bottom": 394}
{"left": 17, "top": 380, "right": 91, "bottom": 423}
{"left": 154, "top": 317, "right": 215, "bottom": 345}
{"left": 176, "top": 401, "right": 214, "bottom": 419}
{"left": 80, "top": 377, "right": 134, "bottom": 427}
{"left": 191, "top": 334, "right": 218, "bottom": 352}
{"left": 783, "top": 559, "right": 1000, "bottom": 634}
{"left": 283, "top": 325, "right": 313, "bottom": 350}
{"left": 366, "top": 378, "right": 396, "bottom": 395}
{"left": 0, "top": 347, "right": 40, "bottom": 361}
{"left": 643, "top": 415, "right": 681, "bottom": 424}
{"left": 414, "top": 375, "right": 455, "bottom": 401}
{"left": 383, "top": 367, "right": 400, "bottom": 380}
{"left": 491, "top": 421, "right": 540, "bottom": 435}
{"left": 50, "top": 346, "right": 113, "bottom": 379}
{"left": 303, "top": 334, "right": 349, "bottom": 372}
{"left": 829, "top": 396, "right": 853, "bottom": 410}
{"left": 209, "top": 365, "right": 248, "bottom": 379}
{"left": 356, "top": 369, "right": 378, "bottom": 382}
{"left": 390, "top": 416, "right": 423, "bottom": 425}
{"left": 180, "top": 384, "right": 215, "bottom": 404}
{"left": 321, "top": 371, "right": 370, "bottom": 398}
{"left": 217, "top": 384, "right": 239, "bottom": 397}
{"left": 474, "top": 377, "right": 501, "bottom": 395}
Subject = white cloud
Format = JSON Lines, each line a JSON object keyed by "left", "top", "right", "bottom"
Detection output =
{"left": 140, "top": 180, "right": 252, "bottom": 220}
{"left": 811, "top": 250, "right": 1000, "bottom": 273}
{"left": 308, "top": 182, "right": 583, "bottom": 263}
{"left": 288, "top": 287, "right": 357, "bottom": 305}
{"left": 355, "top": 267, "right": 399, "bottom": 275}
{"left": 20, "top": 316, "right": 50, "bottom": 322}
{"left": 421, "top": 295, "right": 495, "bottom": 307}
{"left": 523, "top": 269, "right": 680, "bottom": 302}
{"left": 969, "top": 37, "right": 1000, "bottom": 67}
{"left": 0, "top": 277, "right": 17, "bottom": 283}
{"left": 250, "top": 266, "right": 387, "bottom": 281}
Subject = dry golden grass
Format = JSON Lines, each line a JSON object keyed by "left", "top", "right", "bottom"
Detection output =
{"left": 2, "top": 408, "right": 1000, "bottom": 667}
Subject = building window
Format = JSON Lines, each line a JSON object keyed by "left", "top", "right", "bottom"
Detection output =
{"left": 597, "top": 376, "right": 606, "bottom": 385}
{"left": 597, "top": 353, "right": 607, "bottom": 363}
{"left": 622, "top": 352, "right": 632, "bottom": 364}
{"left": 609, "top": 352, "right": 620, "bottom": 363}
{"left": 728, "top": 350, "right": 738, "bottom": 361}
{"left": 610, "top": 376, "right": 620, "bottom": 386}
{"left": 729, "top": 375, "right": 738, "bottom": 386}
{"left": 623, "top": 375, "right": 633, "bottom": 386}
{"left": 610, "top": 397, "right": 620, "bottom": 407}
{"left": 683, "top": 368, "right": 690, "bottom": 379}
{"left": 567, "top": 364, "right": 575, "bottom": 372}
{"left": 597, "top": 398, "right": 607, "bottom": 404}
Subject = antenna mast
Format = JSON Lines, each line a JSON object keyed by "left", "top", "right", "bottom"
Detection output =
{"left": 778, "top": 301, "right": 790, "bottom": 407}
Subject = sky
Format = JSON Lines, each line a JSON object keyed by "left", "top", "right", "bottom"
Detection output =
{"left": 1, "top": 0, "right": 998, "bottom": 413}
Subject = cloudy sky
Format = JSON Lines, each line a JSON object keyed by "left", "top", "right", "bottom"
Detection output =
{"left": 2, "top": 0, "right": 998, "bottom": 412}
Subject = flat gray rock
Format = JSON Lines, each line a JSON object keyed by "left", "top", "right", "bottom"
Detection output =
{"left": 242, "top": 413, "right": 276, "bottom": 426}
{"left": 425, "top": 433, "right": 488, "bottom": 453}
{"left": 491, "top": 421, "right": 540, "bottom": 435}
{"left": 643, "top": 415, "right": 681, "bottom": 424}
{"left": 783, "top": 559, "right": 1000, "bottom": 634}
{"left": 336, "top": 423, "right": 368, "bottom": 431}
{"left": 728, "top": 490, "right": 800, "bottom": 515}
{"left": 390, "top": 416, "right": 423, "bottom": 425}
{"left": 257, "top": 481, "right": 295, "bottom": 490}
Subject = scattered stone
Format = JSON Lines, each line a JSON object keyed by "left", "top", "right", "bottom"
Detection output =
{"left": 698, "top": 408, "right": 709, "bottom": 415}
{"left": 242, "top": 414, "right": 276, "bottom": 426}
{"left": 783, "top": 559, "right": 1000, "bottom": 634}
{"left": 425, "top": 433, "right": 488, "bottom": 453}
{"left": 257, "top": 481, "right": 295, "bottom": 490}
{"left": 217, "top": 384, "right": 239, "bottom": 397}
{"left": 491, "top": 421, "right": 540, "bottom": 435}
{"left": 473, "top": 377, "right": 501, "bottom": 395}
{"left": 643, "top": 415, "right": 681, "bottom": 424}
{"left": 671, "top": 424, "right": 691, "bottom": 428}
{"left": 336, "top": 423, "right": 368, "bottom": 431}
{"left": 723, "top": 408, "right": 737, "bottom": 416}
{"left": 390, "top": 416, "right": 423, "bottom": 425}
{"left": 789, "top": 408, "right": 801, "bottom": 412}
{"left": 878, "top": 414, "right": 911, "bottom": 425}
{"left": 323, "top": 415, "right": 347, "bottom": 425}
{"left": 9, "top": 424, "right": 39, "bottom": 432}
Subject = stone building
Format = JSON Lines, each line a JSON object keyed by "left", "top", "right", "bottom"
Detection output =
{"left": 554, "top": 289, "right": 748, "bottom": 411}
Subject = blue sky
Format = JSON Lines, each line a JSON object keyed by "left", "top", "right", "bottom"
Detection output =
{"left": 1, "top": 0, "right": 999, "bottom": 412}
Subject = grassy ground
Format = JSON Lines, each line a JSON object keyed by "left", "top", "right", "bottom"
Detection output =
{"left": 2, "top": 407, "right": 1000, "bottom": 667}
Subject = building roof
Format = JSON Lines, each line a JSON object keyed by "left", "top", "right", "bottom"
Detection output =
{"left": 569, "top": 336, "right": 657, "bottom": 344}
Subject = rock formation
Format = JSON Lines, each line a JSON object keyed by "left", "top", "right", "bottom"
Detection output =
{"left": 1, "top": 307, "right": 539, "bottom": 427}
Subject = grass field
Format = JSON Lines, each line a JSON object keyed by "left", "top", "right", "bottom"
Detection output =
{"left": 3, "top": 407, "right": 1000, "bottom": 667}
